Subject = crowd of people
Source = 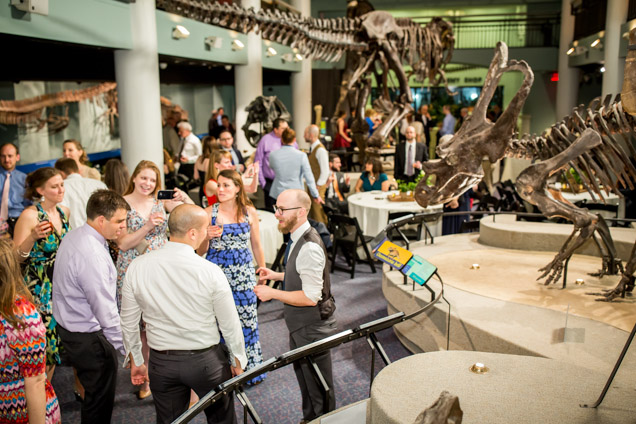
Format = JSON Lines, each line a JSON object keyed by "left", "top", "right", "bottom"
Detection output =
{"left": 0, "top": 100, "right": 488, "bottom": 423}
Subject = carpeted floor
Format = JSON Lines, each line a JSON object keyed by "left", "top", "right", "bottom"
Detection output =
{"left": 50, "top": 260, "right": 411, "bottom": 423}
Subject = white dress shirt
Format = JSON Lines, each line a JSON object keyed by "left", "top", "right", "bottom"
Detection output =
{"left": 310, "top": 140, "right": 330, "bottom": 186}
{"left": 288, "top": 220, "right": 325, "bottom": 303}
{"left": 60, "top": 173, "right": 107, "bottom": 229}
{"left": 120, "top": 241, "right": 247, "bottom": 368}
{"left": 181, "top": 133, "right": 203, "bottom": 163}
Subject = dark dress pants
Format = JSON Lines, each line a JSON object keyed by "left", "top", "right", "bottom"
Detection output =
{"left": 263, "top": 178, "right": 275, "bottom": 212}
{"left": 58, "top": 326, "right": 118, "bottom": 424}
{"left": 148, "top": 344, "right": 236, "bottom": 424}
{"left": 289, "top": 317, "right": 337, "bottom": 421}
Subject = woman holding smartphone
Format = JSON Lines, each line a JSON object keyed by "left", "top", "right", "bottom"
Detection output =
{"left": 115, "top": 160, "right": 192, "bottom": 399}
{"left": 198, "top": 169, "right": 266, "bottom": 385}
{"left": 13, "top": 167, "right": 70, "bottom": 380}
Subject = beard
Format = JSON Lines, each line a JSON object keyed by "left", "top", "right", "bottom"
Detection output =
{"left": 277, "top": 215, "right": 298, "bottom": 234}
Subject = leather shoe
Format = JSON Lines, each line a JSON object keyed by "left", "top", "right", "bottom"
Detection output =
{"left": 137, "top": 389, "right": 152, "bottom": 400}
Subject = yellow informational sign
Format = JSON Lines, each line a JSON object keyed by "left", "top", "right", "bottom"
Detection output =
{"left": 373, "top": 238, "right": 413, "bottom": 270}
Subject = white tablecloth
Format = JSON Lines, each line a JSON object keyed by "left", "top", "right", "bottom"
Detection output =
{"left": 348, "top": 191, "right": 443, "bottom": 237}
{"left": 255, "top": 210, "right": 283, "bottom": 265}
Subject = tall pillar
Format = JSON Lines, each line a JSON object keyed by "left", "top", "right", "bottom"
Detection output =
{"left": 291, "top": 0, "right": 312, "bottom": 149}
{"left": 556, "top": 0, "right": 580, "bottom": 120}
{"left": 114, "top": 0, "right": 164, "bottom": 179}
{"left": 234, "top": 0, "right": 263, "bottom": 156}
{"left": 602, "top": 0, "right": 628, "bottom": 97}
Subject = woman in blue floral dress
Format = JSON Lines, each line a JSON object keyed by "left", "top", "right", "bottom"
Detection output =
{"left": 198, "top": 169, "right": 267, "bottom": 385}
{"left": 13, "top": 167, "right": 70, "bottom": 380}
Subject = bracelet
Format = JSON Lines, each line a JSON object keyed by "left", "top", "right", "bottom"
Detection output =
{"left": 16, "top": 248, "right": 30, "bottom": 258}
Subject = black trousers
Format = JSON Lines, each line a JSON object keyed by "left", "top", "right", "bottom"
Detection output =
{"left": 148, "top": 344, "right": 236, "bottom": 424}
{"left": 58, "top": 326, "right": 118, "bottom": 424}
{"left": 263, "top": 178, "right": 275, "bottom": 212}
{"left": 289, "top": 317, "right": 337, "bottom": 421}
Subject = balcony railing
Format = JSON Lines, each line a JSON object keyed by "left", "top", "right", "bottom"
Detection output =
{"left": 415, "top": 13, "right": 561, "bottom": 49}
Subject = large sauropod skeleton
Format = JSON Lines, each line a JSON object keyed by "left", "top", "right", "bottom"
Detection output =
{"left": 414, "top": 40, "right": 636, "bottom": 300}
{"left": 155, "top": 0, "right": 454, "bottom": 148}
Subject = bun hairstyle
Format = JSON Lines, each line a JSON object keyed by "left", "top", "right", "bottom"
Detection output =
{"left": 24, "top": 167, "right": 61, "bottom": 201}
{"left": 63, "top": 139, "right": 89, "bottom": 164}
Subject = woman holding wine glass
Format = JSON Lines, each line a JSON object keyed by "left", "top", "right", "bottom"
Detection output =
{"left": 13, "top": 167, "right": 70, "bottom": 381}
{"left": 198, "top": 169, "right": 266, "bottom": 385}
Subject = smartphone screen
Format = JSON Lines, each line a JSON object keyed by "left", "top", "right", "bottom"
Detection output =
{"left": 157, "top": 190, "right": 174, "bottom": 200}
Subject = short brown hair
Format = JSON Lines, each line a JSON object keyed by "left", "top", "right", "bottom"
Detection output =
{"left": 25, "top": 167, "right": 62, "bottom": 201}
{"left": 86, "top": 189, "right": 130, "bottom": 220}
{"left": 282, "top": 128, "right": 296, "bottom": 145}
{"left": 54, "top": 157, "right": 80, "bottom": 175}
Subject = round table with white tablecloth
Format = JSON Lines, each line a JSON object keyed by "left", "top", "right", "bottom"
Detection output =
{"left": 347, "top": 191, "right": 443, "bottom": 237}
{"left": 254, "top": 209, "right": 283, "bottom": 265}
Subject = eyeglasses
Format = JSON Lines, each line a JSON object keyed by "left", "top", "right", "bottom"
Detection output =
{"left": 273, "top": 205, "right": 302, "bottom": 214}
{"left": 219, "top": 137, "right": 233, "bottom": 141}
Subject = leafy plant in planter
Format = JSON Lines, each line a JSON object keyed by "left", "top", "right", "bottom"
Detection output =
{"left": 396, "top": 172, "right": 424, "bottom": 193}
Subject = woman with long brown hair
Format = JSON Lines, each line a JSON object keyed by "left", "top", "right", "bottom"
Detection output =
{"left": 103, "top": 158, "right": 130, "bottom": 195}
{"left": 0, "top": 239, "right": 61, "bottom": 423}
{"left": 115, "top": 160, "right": 193, "bottom": 399}
{"left": 197, "top": 169, "right": 266, "bottom": 385}
{"left": 62, "top": 139, "right": 101, "bottom": 180}
{"left": 13, "top": 167, "right": 70, "bottom": 380}
{"left": 355, "top": 157, "right": 389, "bottom": 192}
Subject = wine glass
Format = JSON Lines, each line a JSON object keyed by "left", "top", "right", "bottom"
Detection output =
{"left": 212, "top": 217, "right": 224, "bottom": 250}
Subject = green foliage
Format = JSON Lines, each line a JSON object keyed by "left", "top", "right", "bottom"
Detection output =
{"left": 396, "top": 172, "right": 424, "bottom": 192}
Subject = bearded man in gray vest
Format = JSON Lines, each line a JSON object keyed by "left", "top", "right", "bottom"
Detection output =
{"left": 254, "top": 189, "right": 337, "bottom": 423}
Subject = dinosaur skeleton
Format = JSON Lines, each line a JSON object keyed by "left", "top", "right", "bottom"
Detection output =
{"left": 241, "top": 95, "right": 291, "bottom": 147}
{"left": 155, "top": 0, "right": 454, "bottom": 147}
{"left": 414, "top": 41, "right": 636, "bottom": 300}
{"left": 0, "top": 82, "right": 117, "bottom": 132}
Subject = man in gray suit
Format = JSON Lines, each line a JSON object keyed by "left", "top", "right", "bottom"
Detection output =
{"left": 255, "top": 189, "right": 337, "bottom": 423}
{"left": 268, "top": 128, "right": 323, "bottom": 206}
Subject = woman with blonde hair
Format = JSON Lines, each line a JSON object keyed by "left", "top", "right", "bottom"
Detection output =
{"left": 13, "top": 167, "right": 70, "bottom": 380}
{"left": 198, "top": 169, "right": 266, "bottom": 385}
{"left": 0, "top": 239, "right": 61, "bottom": 423}
{"left": 62, "top": 139, "right": 101, "bottom": 180}
{"left": 115, "top": 160, "right": 193, "bottom": 399}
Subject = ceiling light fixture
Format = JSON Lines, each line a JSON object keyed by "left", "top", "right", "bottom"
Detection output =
{"left": 232, "top": 39, "right": 244, "bottom": 51}
{"left": 295, "top": 53, "right": 303, "bottom": 62}
{"left": 591, "top": 38, "right": 601, "bottom": 48}
{"left": 600, "top": 66, "right": 606, "bottom": 73}
{"left": 566, "top": 47, "right": 575, "bottom": 55}
{"left": 172, "top": 25, "right": 190, "bottom": 40}
{"left": 266, "top": 47, "right": 278, "bottom": 57}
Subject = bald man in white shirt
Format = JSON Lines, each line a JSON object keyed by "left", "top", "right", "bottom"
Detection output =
{"left": 121, "top": 204, "right": 246, "bottom": 424}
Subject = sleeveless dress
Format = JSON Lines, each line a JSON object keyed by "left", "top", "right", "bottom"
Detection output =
{"left": 116, "top": 199, "right": 168, "bottom": 310}
{"left": 0, "top": 296, "right": 61, "bottom": 423}
{"left": 205, "top": 203, "right": 265, "bottom": 385}
{"left": 23, "top": 203, "right": 69, "bottom": 366}
{"left": 333, "top": 120, "right": 351, "bottom": 149}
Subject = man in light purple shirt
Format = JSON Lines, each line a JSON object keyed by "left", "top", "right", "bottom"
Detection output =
{"left": 254, "top": 118, "right": 298, "bottom": 211}
{"left": 53, "top": 189, "right": 130, "bottom": 424}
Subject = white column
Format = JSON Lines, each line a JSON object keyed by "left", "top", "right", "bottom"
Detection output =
{"left": 114, "top": 0, "right": 164, "bottom": 179}
{"left": 291, "top": 0, "right": 312, "bottom": 149}
{"left": 602, "top": 0, "right": 628, "bottom": 97}
{"left": 556, "top": 0, "right": 580, "bottom": 120}
{"left": 234, "top": 0, "right": 263, "bottom": 156}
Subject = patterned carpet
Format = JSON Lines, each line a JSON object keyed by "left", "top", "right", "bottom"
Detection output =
{"left": 51, "top": 262, "right": 411, "bottom": 423}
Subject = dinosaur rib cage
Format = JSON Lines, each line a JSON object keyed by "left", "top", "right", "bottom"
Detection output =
{"left": 507, "top": 94, "right": 636, "bottom": 203}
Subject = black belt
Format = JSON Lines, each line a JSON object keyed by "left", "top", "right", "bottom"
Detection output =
{"left": 151, "top": 345, "right": 215, "bottom": 356}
